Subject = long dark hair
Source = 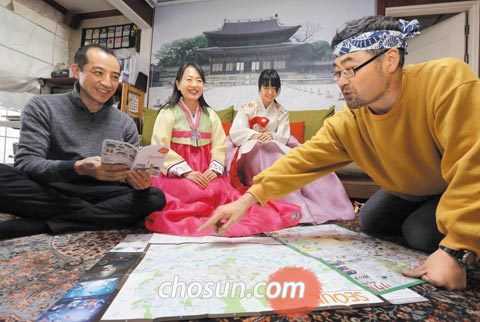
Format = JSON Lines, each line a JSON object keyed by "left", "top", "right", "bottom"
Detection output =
{"left": 162, "top": 62, "right": 209, "bottom": 112}
{"left": 258, "top": 69, "right": 281, "bottom": 104}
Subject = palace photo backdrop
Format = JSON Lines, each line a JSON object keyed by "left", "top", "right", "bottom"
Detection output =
{"left": 149, "top": 0, "right": 375, "bottom": 111}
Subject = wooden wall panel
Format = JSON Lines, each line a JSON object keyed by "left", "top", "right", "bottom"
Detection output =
{"left": 377, "top": 0, "right": 479, "bottom": 74}
{"left": 376, "top": 0, "right": 466, "bottom": 14}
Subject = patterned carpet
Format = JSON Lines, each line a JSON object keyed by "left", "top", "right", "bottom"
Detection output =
{"left": 0, "top": 213, "right": 479, "bottom": 322}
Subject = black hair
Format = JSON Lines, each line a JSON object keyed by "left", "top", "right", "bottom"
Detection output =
{"left": 74, "top": 44, "right": 118, "bottom": 70}
{"left": 331, "top": 16, "right": 406, "bottom": 67}
{"left": 258, "top": 69, "right": 281, "bottom": 93}
{"left": 163, "top": 62, "right": 209, "bottom": 113}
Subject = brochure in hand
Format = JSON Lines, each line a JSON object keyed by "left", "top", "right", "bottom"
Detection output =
{"left": 101, "top": 139, "right": 169, "bottom": 176}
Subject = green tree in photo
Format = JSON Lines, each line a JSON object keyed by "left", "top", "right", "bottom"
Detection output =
{"left": 296, "top": 40, "right": 332, "bottom": 61}
{"left": 154, "top": 35, "right": 208, "bottom": 67}
{"left": 310, "top": 40, "right": 333, "bottom": 59}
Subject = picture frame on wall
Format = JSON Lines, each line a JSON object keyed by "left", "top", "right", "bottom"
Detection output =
{"left": 114, "top": 37, "right": 122, "bottom": 48}
{"left": 100, "top": 28, "right": 107, "bottom": 38}
{"left": 120, "top": 83, "right": 145, "bottom": 133}
{"left": 108, "top": 27, "right": 115, "bottom": 38}
{"left": 120, "top": 83, "right": 144, "bottom": 119}
{"left": 81, "top": 23, "right": 137, "bottom": 49}
{"left": 123, "top": 25, "right": 131, "bottom": 36}
{"left": 115, "top": 26, "right": 123, "bottom": 37}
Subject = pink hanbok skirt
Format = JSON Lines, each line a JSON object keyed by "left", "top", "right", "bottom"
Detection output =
{"left": 145, "top": 142, "right": 301, "bottom": 236}
{"left": 226, "top": 137, "right": 355, "bottom": 224}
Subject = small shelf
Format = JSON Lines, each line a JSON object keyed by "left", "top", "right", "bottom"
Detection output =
{"left": 0, "top": 115, "right": 20, "bottom": 129}
{"left": 39, "top": 78, "right": 76, "bottom": 94}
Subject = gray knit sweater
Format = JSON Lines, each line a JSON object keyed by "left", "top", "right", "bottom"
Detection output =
{"left": 14, "top": 83, "right": 139, "bottom": 182}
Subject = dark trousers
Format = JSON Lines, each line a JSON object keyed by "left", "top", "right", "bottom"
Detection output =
{"left": 0, "top": 164, "right": 165, "bottom": 234}
{"left": 359, "top": 189, "right": 444, "bottom": 253}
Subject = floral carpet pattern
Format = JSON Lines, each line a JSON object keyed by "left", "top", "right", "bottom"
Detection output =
{"left": 0, "top": 213, "right": 479, "bottom": 321}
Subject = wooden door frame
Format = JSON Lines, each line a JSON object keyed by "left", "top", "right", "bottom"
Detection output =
{"left": 377, "top": 0, "right": 479, "bottom": 74}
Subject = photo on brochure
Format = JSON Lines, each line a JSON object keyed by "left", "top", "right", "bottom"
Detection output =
{"left": 101, "top": 139, "right": 169, "bottom": 176}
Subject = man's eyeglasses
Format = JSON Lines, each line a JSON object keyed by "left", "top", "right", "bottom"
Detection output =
{"left": 333, "top": 49, "right": 389, "bottom": 81}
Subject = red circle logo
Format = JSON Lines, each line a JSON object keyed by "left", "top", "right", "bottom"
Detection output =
{"left": 266, "top": 266, "right": 322, "bottom": 317}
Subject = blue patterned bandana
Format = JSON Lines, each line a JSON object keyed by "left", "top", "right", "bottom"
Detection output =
{"left": 333, "top": 19, "right": 420, "bottom": 58}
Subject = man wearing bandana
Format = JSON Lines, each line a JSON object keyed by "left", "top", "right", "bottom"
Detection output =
{"left": 200, "top": 16, "right": 480, "bottom": 290}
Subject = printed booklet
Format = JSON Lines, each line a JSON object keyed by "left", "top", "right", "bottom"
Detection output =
{"left": 101, "top": 139, "right": 169, "bottom": 176}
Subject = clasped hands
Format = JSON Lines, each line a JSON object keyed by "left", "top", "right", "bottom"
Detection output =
{"left": 183, "top": 169, "right": 218, "bottom": 188}
{"left": 74, "top": 156, "right": 152, "bottom": 190}
{"left": 251, "top": 131, "right": 273, "bottom": 143}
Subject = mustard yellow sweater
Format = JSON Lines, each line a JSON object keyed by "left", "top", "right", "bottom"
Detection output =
{"left": 249, "top": 58, "right": 480, "bottom": 256}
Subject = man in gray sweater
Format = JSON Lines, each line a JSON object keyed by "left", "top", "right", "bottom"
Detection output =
{"left": 0, "top": 44, "right": 165, "bottom": 239}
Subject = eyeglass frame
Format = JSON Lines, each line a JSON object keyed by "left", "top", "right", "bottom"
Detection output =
{"left": 332, "top": 49, "right": 389, "bottom": 81}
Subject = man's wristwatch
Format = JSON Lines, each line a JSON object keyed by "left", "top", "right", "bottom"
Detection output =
{"left": 439, "top": 246, "right": 477, "bottom": 267}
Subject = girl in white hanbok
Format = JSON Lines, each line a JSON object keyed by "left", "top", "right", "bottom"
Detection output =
{"left": 227, "top": 69, "right": 354, "bottom": 224}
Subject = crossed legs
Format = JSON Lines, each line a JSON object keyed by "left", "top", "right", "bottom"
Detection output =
{"left": 0, "top": 164, "right": 165, "bottom": 239}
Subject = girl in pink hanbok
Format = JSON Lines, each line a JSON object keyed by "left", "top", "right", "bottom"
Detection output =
{"left": 145, "top": 63, "right": 301, "bottom": 236}
{"left": 227, "top": 69, "right": 354, "bottom": 224}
